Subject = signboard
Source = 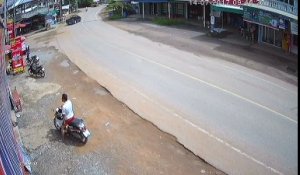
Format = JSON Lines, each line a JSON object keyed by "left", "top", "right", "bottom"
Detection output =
{"left": 211, "top": 0, "right": 258, "bottom": 6}
{"left": 210, "top": 16, "right": 215, "bottom": 25}
{"left": 243, "top": 6, "right": 288, "bottom": 29}
{"left": 192, "top": 0, "right": 258, "bottom": 6}
{"left": 10, "top": 36, "right": 25, "bottom": 73}
{"left": 291, "top": 21, "right": 298, "bottom": 35}
{"left": 278, "top": 19, "right": 286, "bottom": 29}
{"left": 7, "top": 22, "right": 15, "bottom": 39}
{"left": 11, "top": 37, "right": 22, "bottom": 60}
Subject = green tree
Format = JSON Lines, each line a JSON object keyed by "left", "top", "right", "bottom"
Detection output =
{"left": 78, "top": 0, "right": 94, "bottom": 7}
{"left": 106, "top": 0, "right": 133, "bottom": 15}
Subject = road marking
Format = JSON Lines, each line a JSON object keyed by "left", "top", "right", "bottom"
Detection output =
{"left": 92, "top": 7, "right": 297, "bottom": 95}
{"left": 132, "top": 53, "right": 297, "bottom": 124}
{"left": 199, "top": 57, "right": 298, "bottom": 95}
{"left": 80, "top": 12, "right": 297, "bottom": 124}
{"left": 102, "top": 68, "right": 285, "bottom": 175}
{"left": 72, "top": 7, "right": 287, "bottom": 174}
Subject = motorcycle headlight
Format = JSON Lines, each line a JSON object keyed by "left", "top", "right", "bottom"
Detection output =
{"left": 78, "top": 123, "right": 85, "bottom": 129}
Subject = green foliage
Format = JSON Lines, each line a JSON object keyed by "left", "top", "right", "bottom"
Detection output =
{"left": 78, "top": 0, "right": 94, "bottom": 7}
{"left": 106, "top": 0, "right": 133, "bottom": 15}
{"left": 109, "top": 14, "right": 123, "bottom": 20}
{"left": 66, "top": 0, "right": 78, "bottom": 9}
{"left": 152, "top": 17, "right": 185, "bottom": 26}
{"left": 69, "top": 0, "right": 78, "bottom": 7}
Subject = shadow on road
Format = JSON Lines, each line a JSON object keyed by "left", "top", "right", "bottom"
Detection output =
{"left": 46, "top": 129, "right": 86, "bottom": 147}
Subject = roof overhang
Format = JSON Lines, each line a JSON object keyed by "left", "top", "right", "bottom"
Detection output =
{"left": 242, "top": 3, "right": 298, "bottom": 20}
{"left": 9, "top": 0, "right": 34, "bottom": 10}
{"left": 212, "top": 4, "right": 243, "bottom": 14}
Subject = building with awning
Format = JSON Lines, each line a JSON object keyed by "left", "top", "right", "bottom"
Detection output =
{"left": 132, "top": 0, "right": 210, "bottom": 26}
{"left": 211, "top": 4, "right": 243, "bottom": 15}
{"left": 210, "top": 3, "right": 245, "bottom": 31}
{"left": 8, "top": 0, "right": 34, "bottom": 10}
{"left": 131, "top": 0, "right": 170, "bottom": 19}
{"left": 242, "top": 0, "right": 298, "bottom": 55}
{"left": 6, "top": 0, "right": 57, "bottom": 36}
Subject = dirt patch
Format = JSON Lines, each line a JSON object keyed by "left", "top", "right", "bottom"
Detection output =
{"left": 12, "top": 77, "right": 61, "bottom": 103}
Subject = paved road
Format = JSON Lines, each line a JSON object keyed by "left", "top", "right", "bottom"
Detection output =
{"left": 56, "top": 6, "right": 297, "bottom": 175}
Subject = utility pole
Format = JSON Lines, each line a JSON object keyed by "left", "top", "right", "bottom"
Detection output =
{"left": 203, "top": 4, "right": 205, "bottom": 28}
{"left": 13, "top": 3, "right": 16, "bottom": 38}
{"left": 60, "top": 0, "right": 63, "bottom": 21}
{"left": 4, "top": 0, "right": 8, "bottom": 44}
{"left": 73, "top": 0, "right": 78, "bottom": 12}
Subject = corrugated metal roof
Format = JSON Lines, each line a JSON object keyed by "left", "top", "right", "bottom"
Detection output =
{"left": 8, "top": 0, "right": 34, "bottom": 9}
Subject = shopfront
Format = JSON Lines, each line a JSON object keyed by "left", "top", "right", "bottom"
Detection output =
{"left": 243, "top": 6, "right": 292, "bottom": 51}
{"left": 188, "top": 3, "right": 202, "bottom": 19}
{"left": 211, "top": 4, "right": 243, "bottom": 28}
{"left": 172, "top": 2, "right": 185, "bottom": 18}
{"left": 137, "top": 0, "right": 169, "bottom": 17}
{"left": 290, "top": 20, "right": 298, "bottom": 54}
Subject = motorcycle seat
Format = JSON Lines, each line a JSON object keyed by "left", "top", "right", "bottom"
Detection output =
{"left": 70, "top": 118, "right": 84, "bottom": 127}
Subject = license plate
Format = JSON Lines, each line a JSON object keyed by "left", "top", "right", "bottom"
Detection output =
{"left": 83, "top": 130, "right": 90, "bottom": 137}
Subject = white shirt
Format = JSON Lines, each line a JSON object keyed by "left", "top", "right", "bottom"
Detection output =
{"left": 62, "top": 100, "right": 74, "bottom": 120}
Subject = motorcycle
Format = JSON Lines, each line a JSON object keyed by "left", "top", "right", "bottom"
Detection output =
{"left": 26, "top": 55, "right": 39, "bottom": 66}
{"left": 28, "top": 62, "right": 45, "bottom": 78}
{"left": 54, "top": 107, "right": 90, "bottom": 144}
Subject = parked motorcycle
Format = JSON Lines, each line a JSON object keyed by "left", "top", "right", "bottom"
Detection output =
{"left": 54, "top": 107, "right": 90, "bottom": 144}
{"left": 28, "top": 62, "right": 45, "bottom": 78}
{"left": 26, "top": 55, "right": 39, "bottom": 66}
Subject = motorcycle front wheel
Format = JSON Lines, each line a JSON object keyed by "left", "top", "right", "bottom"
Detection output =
{"left": 53, "top": 118, "right": 61, "bottom": 130}
{"left": 28, "top": 68, "right": 33, "bottom": 76}
{"left": 80, "top": 133, "right": 88, "bottom": 144}
{"left": 39, "top": 70, "right": 45, "bottom": 78}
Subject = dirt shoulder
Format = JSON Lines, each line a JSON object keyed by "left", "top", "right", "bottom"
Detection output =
{"left": 9, "top": 28, "right": 225, "bottom": 175}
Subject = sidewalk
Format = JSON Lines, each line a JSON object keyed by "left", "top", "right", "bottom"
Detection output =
{"left": 130, "top": 15, "right": 298, "bottom": 62}
{"left": 186, "top": 20, "right": 298, "bottom": 64}
{"left": 142, "top": 15, "right": 298, "bottom": 75}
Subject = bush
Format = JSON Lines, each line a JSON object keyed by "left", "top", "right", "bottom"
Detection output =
{"left": 109, "top": 14, "right": 123, "bottom": 20}
{"left": 152, "top": 18, "right": 184, "bottom": 26}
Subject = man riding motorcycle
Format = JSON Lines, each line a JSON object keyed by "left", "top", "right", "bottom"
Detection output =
{"left": 61, "top": 93, "right": 75, "bottom": 138}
